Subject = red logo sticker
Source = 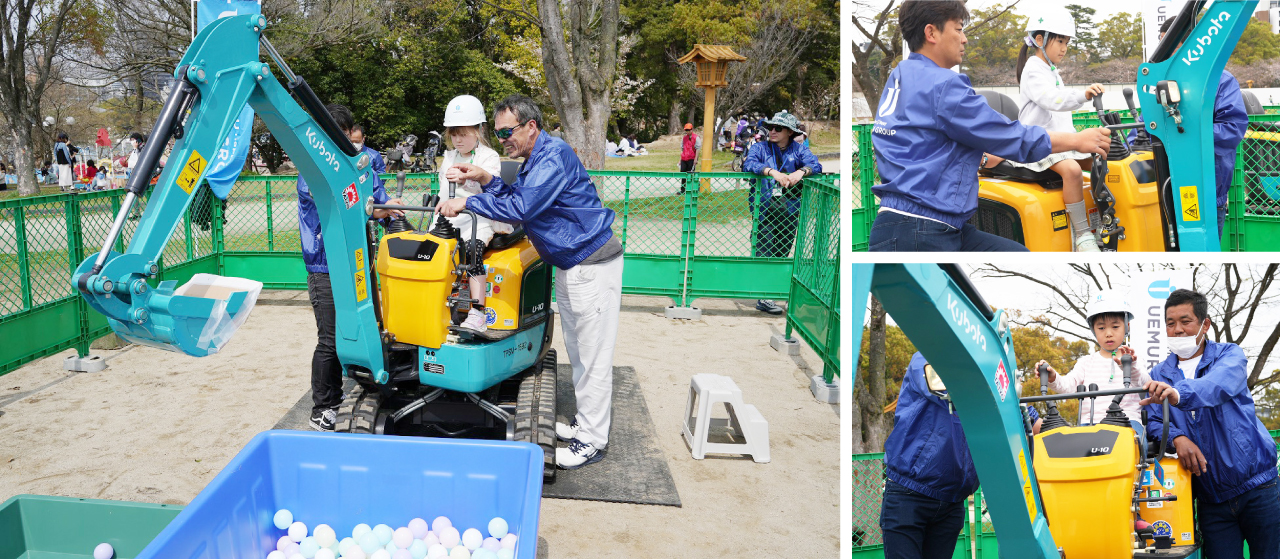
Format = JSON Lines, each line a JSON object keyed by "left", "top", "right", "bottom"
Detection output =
{"left": 342, "top": 183, "right": 358, "bottom": 209}
{"left": 995, "top": 360, "right": 1009, "bottom": 401}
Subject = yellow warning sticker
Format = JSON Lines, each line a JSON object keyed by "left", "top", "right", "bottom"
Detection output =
{"left": 354, "top": 248, "right": 364, "bottom": 271}
{"left": 175, "top": 150, "right": 207, "bottom": 195}
{"left": 1020, "top": 450, "right": 1037, "bottom": 523}
{"left": 354, "top": 270, "right": 367, "bottom": 302}
{"left": 1050, "top": 210, "right": 1068, "bottom": 231}
{"left": 1180, "top": 185, "right": 1200, "bottom": 221}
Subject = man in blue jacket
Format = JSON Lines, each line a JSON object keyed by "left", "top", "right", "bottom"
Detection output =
{"left": 743, "top": 110, "right": 821, "bottom": 315}
{"left": 1142, "top": 289, "right": 1279, "bottom": 559}
{"left": 881, "top": 353, "right": 978, "bottom": 559}
{"left": 298, "top": 106, "right": 403, "bottom": 431}
{"left": 440, "top": 94, "right": 622, "bottom": 470}
{"left": 869, "top": 0, "right": 1112, "bottom": 252}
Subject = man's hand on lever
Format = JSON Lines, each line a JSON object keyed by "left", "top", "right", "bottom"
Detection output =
{"left": 372, "top": 198, "right": 405, "bottom": 220}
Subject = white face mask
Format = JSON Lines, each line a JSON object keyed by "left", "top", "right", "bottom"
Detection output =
{"left": 1168, "top": 320, "right": 1207, "bottom": 359}
{"left": 352, "top": 142, "right": 364, "bottom": 151}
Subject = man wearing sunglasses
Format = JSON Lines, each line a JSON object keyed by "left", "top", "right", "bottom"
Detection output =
{"left": 742, "top": 110, "right": 821, "bottom": 316}
{"left": 437, "top": 94, "right": 622, "bottom": 470}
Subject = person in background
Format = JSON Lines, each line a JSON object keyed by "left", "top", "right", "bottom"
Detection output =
{"left": 678, "top": 123, "right": 701, "bottom": 195}
{"left": 54, "top": 132, "right": 79, "bottom": 192}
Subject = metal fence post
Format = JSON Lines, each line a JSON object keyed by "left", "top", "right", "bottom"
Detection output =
{"left": 14, "top": 207, "right": 32, "bottom": 312}
{"left": 212, "top": 189, "right": 225, "bottom": 274}
{"left": 620, "top": 175, "right": 631, "bottom": 251}
{"left": 65, "top": 196, "right": 89, "bottom": 356}
{"left": 678, "top": 174, "right": 699, "bottom": 308}
{"left": 265, "top": 179, "right": 275, "bottom": 251}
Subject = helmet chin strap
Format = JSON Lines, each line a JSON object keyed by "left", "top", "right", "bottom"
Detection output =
{"left": 1027, "top": 33, "right": 1059, "bottom": 78}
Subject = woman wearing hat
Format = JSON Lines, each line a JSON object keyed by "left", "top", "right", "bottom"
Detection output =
{"left": 743, "top": 110, "right": 821, "bottom": 315}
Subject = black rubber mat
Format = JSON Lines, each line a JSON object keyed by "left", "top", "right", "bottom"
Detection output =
{"left": 541, "top": 365, "right": 681, "bottom": 507}
{"left": 273, "top": 367, "right": 681, "bottom": 507}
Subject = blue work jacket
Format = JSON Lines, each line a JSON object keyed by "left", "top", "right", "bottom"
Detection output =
{"left": 1144, "top": 339, "right": 1277, "bottom": 503}
{"left": 872, "top": 53, "right": 1052, "bottom": 229}
{"left": 1128, "top": 70, "right": 1248, "bottom": 207}
{"left": 297, "top": 146, "right": 388, "bottom": 274}
{"left": 742, "top": 139, "right": 822, "bottom": 199}
{"left": 466, "top": 131, "right": 616, "bottom": 270}
{"left": 884, "top": 353, "right": 979, "bottom": 503}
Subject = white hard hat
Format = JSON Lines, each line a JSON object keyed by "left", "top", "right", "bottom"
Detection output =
{"left": 443, "top": 95, "right": 486, "bottom": 127}
{"left": 1085, "top": 289, "right": 1133, "bottom": 325}
{"left": 1026, "top": 7, "right": 1076, "bottom": 40}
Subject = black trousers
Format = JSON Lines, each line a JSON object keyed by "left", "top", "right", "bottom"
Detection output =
{"left": 307, "top": 272, "right": 344, "bottom": 413}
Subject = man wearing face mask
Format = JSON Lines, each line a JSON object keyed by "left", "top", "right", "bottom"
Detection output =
{"left": 1142, "top": 289, "right": 1280, "bottom": 559}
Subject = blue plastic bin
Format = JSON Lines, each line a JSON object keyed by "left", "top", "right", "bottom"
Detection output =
{"left": 136, "top": 430, "right": 543, "bottom": 559}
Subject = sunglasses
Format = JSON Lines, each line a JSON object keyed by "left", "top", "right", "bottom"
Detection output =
{"left": 767, "top": 125, "right": 790, "bottom": 133}
{"left": 495, "top": 120, "right": 532, "bottom": 140}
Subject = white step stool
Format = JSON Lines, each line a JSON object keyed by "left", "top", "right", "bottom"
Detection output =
{"left": 681, "top": 373, "right": 770, "bottom": 463}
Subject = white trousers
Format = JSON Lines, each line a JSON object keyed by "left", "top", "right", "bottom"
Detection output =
{"left": 555, "top": 254, "right": 623, "bottom": 449}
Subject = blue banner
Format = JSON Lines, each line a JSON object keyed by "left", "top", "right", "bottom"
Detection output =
{"left": 197, "top": 0, "right": 261, "bottom": 199}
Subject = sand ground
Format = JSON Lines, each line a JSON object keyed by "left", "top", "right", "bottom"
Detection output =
{"left": 0, "top": 292, "right": 838, "bottom": 557}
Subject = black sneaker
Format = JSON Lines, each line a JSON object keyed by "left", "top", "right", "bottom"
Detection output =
{"left": 310, "top": 408, "right": 336, "bottom": 431}
{"left": 755, "top": 299, "right": 784, "bottom": 315}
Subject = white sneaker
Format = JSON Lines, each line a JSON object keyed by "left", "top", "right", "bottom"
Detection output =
{"left": 459, "top": 308, "right": 487, "bottom": 333}
{"left": 556, "top": 438, "right": 605, "bottom": 469}
{"left": 1075, "top": 232, "right": 1101, "bottom": 252}
{"left": 555, "top": 419, "right": 580, "bottom": 442}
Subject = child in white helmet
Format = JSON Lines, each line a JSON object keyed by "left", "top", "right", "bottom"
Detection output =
{"left": 439, "top": 94, "right": 512, "bottom": 333}
{"left": 981, "top": 7, "right": 1107, "bottom": 252}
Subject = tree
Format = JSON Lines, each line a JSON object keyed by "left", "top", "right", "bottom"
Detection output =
{"left": 855, "top": 296, "right": 891, "bottom": 455}
{"left": 0, "top": 0, "right": 80, "bottom": 195}
{"left": 1012, "top": 323, "right": 1090, "bottom": 422}
{"left": 961, "top": 4, "right": 1026, "bottom": 76}
{"left": 1063, "top": 4, "right": 1099, "bottom": 64}
{"left": 1096, "top": 12, "right": 1142, "bottom": 62}
{"left": 1230, "top": 16, "right": 1280, "bottom": 66}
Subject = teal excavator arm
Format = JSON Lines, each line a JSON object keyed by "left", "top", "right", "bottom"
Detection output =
{"left": 1135, "top": 0, "right": 1257, "bottom": 251}
{"left": 853, "top": 264, "right": 1058, "bottom": 559}
{"left": 73, "top": 15, "right": 389, "bottom": 381}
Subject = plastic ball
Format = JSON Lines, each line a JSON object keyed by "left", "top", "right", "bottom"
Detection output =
{"left": 353, "top": 523, "right": 373, "bottom": 540}
{"left": 495, "top": 549, "right": 513, "bottom": 559}
{"left": 339, "top": 537, "right": 356, "bottom": 555}
{"left": 393, "top": 527, "right": 414, "bottom": 549}
{"left": 289, "top": 522, "right": 309, "bottom": 543}
{"left": 482, "top": 538, "right": 501, "bottom": 552}
{"left": 275, "top": 510, "right": 295, "bottom": 530}
{"left": 448, "top": 546, "right": 470, "bottom": 559}
{"left": 423, "top": 532, "right": 440, "bottom": 548}
{"left": 360, "top": 532, "right": 382, "bottom": 554}
{"left": 373, "top": 524, "right": 394, "bottom": 546}
{"left": 283, "top": 542, "right": 302, "bottom": 557}
{"left": 94, "top": 543, "right": 114, "bottom": 559}
{"left": 316, "top": 550, "right": 336, "bottom": 559}
{"left": 279, "top": 536, "right": 295, "bottom": 551}
{"left": 486, "top": 518, "right": 508, "bottom": 539}
{"left": 300, "top": 536, "right": 321, "bottom": 558}
{"left": 408, "top": 518, "right": 430, "bottom": 540}
{"left": 268, "top": 552, "right": 286, "bottom": 559}
{"left": 426, "top": 544, "right": 448, "bottom": 559}
{"left": 438, "top": 527, "right": 460, "bottom": 549}
{"left": 461, "top": 529, "right": 482, "bottom": 551}
{"left": 343, "top": 546, "right": 367, "bottom": 559}
{"left": 315, "top": 524, "right": 337, "bottom": 547}
{"left": 409, "top": 539, "right": 428, "bottom": 559}
{"left": 499, "top": 534, "right": 517, "bottom": 550}
{"left": 393, "top": 550, "right": 413, "bottom": 559}
{"left": 289, "top": 554, "right": 305, "bottom": 559}
{"left": 385, "top": 542, "right": 398, "bottom": 553}
{"left": 431, "top": 516, "right": 452, "bottom": 535}
{"left": 474, "top": 551, "right": 497, "bottom": 559}
{"left": 371, "top": 550, "right": 392, "bottom": 559}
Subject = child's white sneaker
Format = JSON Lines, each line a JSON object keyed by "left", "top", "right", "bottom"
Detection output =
{"left": 460, "top": 308, "right": 487, "bottom": 333}
{"left": 1075, "top": 232, "right": 1101, "bottom": 252}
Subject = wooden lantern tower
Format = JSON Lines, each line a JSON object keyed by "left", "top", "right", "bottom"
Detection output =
{"left": 678, "top": 45, "right": 746, "bottom": 190}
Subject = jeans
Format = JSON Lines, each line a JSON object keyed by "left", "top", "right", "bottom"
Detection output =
{"left": 1199, "top": 479, "right": 1280, "bottom": 559}
{"left": 751, "top": 194, "right": 801, "bottom": 258}
{"left": 880, "top": 479, "right": 967, "bottom": 559}
{"left": 307, "top": 272, "right": 344, "bottom": 413}
{"left": 869, "top": 211, "right": 1029, "bottom": 252}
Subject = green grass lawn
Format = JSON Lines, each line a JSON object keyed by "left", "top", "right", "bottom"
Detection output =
{"left": 603, "top": 125, "right": 840, "bottom": 173}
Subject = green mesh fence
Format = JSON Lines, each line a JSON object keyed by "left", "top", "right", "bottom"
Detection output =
{"left": 853, "top": 110, "right": 1280, "bottom": 252}
{"left": 851, "top": 430, "right": 1280, "bottom": 558}
{"left": 787, "top": 174, "right": 840, "bottom": 381}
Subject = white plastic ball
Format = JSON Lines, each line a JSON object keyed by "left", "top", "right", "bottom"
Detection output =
{"left": 448, "top": 546, "right": 470, "bottom": 559}
{"left": 438, "top": 527, "right": 460, "bottom": 549}
{"left": 316, "top": 550, "right": 336, "bottom": 559}
{"left": 496, "top": 549, "right": 513, "bottom": 559}
{"left": 275, "top": 509, "right": 295, "bottom": 530}
{"left": 385, "top": 542, "right": 398, "bottom": 553}
{"left": 393, "top": 550, "right": 413, "bottom": 559}
{"left": 469, "top": 551, "right": 491, "bottom": 559}
{"left": 371, "top": 550, "right": 392, "bottom": 559}
{"left": 431, "top": 516, "right": 452, "bottom": 534}
{"left": 423, "top": 532, "right": 440, "bottom": 548}
{"left": 409, "top": 539, "right": 428, "bottom": 559}
{"left": 339, "top": 537, "right": 356, "bottom": 555}
{"left": 283, "top": 542, "right": 302, "bottom": 557}
{"left": 268, "top": 552, "right": 286, "bottom": 559}
{"left": 486, "top": 518, "right": 508, "bottom": 539}
{"left": 373, "top": 524, "right": 394, "bottom": 546}
{"left": 426, "top": 544, "right": 448, "bottom": 559}
{"left": 343, "top": 546, "right": 367, "bottom": 559}
{"left": 94, "top": 543, "right": 115, "bottom": 559}
{"left": 481, "top": 538, "right": 500, "bottom": 552}
{"left": 393, "top": 527, "right": 414, "bottom": 549}
{"left": 289, "top": 521, "right": 309, "bottom": 542}
{"left": 353, "top": 523, "right": 373, "bottom": 540}
{"left": 289, "top": 554, "right": 305, "bottom": 559}
{"left": 360, "top": 532, "right": 382, "bottom": 554}
{"left": 315, "top": 524, "right": 337, "bottom": 548}
{"left": 499, "top": 534, "right": 516, "bottom": 550}
{"left": 461, "top": 529, "right": 482, "bottom": 551}
{"left": 300, "top": 536, "right": 321, "bottom": 558}
{"left": 408, "top": 518, "right": 430, "bottom": 540}
{"left": 279, "top": 535, "right": 295, "bottom": 551}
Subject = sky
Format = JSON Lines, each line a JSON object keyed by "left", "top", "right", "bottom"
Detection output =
{"left": 852, "top": 0, "right": 1149, "bottom": 40}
